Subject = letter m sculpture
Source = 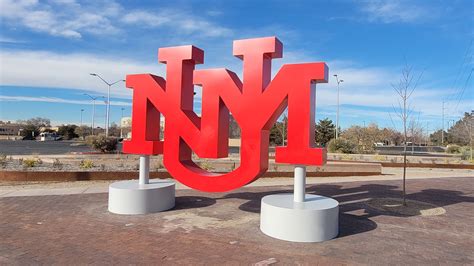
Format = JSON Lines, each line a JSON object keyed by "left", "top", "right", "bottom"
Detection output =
{"left": 123, "top": 37, "right": 329, "bottom": 192}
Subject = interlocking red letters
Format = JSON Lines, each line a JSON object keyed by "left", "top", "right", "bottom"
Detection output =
{"left": 123, "top": 37, "right": 328, "bottom": 192}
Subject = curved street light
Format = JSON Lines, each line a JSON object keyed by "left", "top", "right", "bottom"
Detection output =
{"left": 84, "top": 93, "right": 105, "bottom": 135}
{"left": 333, "top": 74, "right": 344, "bottom": 139}
{"left": 90, "top": 73, "right": 125, "bottom": 136}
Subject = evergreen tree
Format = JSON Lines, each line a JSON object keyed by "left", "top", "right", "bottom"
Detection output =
{"left": 315, "top": 118, "right": 335, "bottom": 147}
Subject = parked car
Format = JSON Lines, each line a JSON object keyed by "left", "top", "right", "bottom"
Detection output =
{"left": 39, "top": 132, "right": 62, "bottom": 141}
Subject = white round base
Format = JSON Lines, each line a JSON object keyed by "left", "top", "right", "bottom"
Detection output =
{"left": 260, "top": 194, "right": 339, "bottom": 242}
{"left": 108, "top": 179, "right": 175, "bottom": 215}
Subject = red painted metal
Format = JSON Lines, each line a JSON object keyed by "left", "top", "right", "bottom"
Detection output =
{"left": 123, "top": 36, "right": 328, "bottom": 192}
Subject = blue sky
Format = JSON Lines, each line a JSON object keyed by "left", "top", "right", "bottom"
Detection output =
{"left": 0, "top": 0, "right": 472, "bottom": 134}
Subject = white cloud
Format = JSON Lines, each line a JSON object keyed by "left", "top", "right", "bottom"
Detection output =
{"left": 122, "top": 9, "right": 232, "bottom": 38}
{"left": 0, "top": 0, "right": 120, "bottom": 39}
{"left": 0, "top": 49, "right": 165, "bottom": 98}
{"left": 0, "top": 95, "right": 131, "bottom": 106}
{"left": 0, "top": 0, "right": 231, "bottom": 39}
{"left": 359, "top": 0, "right": 434, "bottom": 23}
{"left": 0, "top": 36, "right": 26, "bottom": 44}
{"left": 1, "top": 47, "right": 470, "bottom": 124}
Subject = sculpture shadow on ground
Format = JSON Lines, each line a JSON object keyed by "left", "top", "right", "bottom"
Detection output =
{"left": 222, "top": 182, "right": 474, "bottom": 238}
{"left": 173, "top": 196, "right": 217, "bottom": 210}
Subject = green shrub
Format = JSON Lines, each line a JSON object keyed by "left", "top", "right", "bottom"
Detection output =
{"left": 373, "top": 155, "right": 387, "bottom": 161}
{"left": 340, "top": 154, "right": 354, "bottom": 161}
{"left": 23, "top": 158, "right": 39, "bottom": 168}
{"left": 154, "top": 161, "right": 163, "bottom": 171}
{"left": 446, "top": 144, "right": 461, "bottom": 154}
{"left": 460, "top": 146, "right": 472, "bottom": 160}
{"left": 0, "top": 154, "right": 6, "bottom": 168}
{"left": 79, "top": 159, "right": 94, "bottom": 169}
{"left": 199, "top": 160, "right": 213, "bottom": 171}
{"left": 85, "top": 135, "right": 118, "bottom": 153}
{"left": 327, "top": 138, "right": 356, "bottom": 154}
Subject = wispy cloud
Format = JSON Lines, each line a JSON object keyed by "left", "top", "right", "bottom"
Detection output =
{"left": 358, "top": 0, "right": 436, "bottom": 24}
{"left": 0, "top": 0, "right": 231, "bottom": 39}
{"left": 0, "top": 36, "right": 26, "bottom": 44}
{"left": 3, "top": 47, "right": 470, "bottom": 120}
{"left": 0, "top": 49, "right": 165, "bottom": 98}
{"left": 0, "top": 95, "right": 131, "bottom": 106}
{"left": 0, "top": 0, "right": 121, "bottom": 39}
{"left": 122, "top": 9, "right": 232, "bottom": 38}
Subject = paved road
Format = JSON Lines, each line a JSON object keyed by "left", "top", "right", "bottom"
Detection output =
{"left": 0, "top": 140, "right": 239, "bottom": 155}
{"left": 0, "top": 140, "right": 105, "bottom": 155}
{"left": 375, "top": 146, "right": 447, "bottom": 156}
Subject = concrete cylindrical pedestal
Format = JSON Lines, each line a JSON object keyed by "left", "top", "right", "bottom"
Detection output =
{"left": 260, "top": 193, "right": 339, "bottom": 242}
{"left": 108, "top": 179, "right": 175, "bottom": 215}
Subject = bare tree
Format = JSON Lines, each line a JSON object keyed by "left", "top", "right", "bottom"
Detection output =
{"left": 461, "top": 112, "right": 474, "bottom": 161}
{"left": 275, "top": 111, "right": 288, "bottom": 145}
{"left": 392, "top": 64, "right": 423, "bottom": 206}
{"left": 408, "top": 114, "right": 424, "bottom": 153}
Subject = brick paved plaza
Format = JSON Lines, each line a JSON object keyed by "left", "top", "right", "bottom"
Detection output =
{"left": 1, "top": 176, "right": 473, "bottom": 265}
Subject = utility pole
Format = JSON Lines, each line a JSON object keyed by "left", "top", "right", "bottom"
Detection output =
{"left": 426, "top": 122, "right": 429, "bottom": 146}
{"left": 84, "top": 94, "right": 105, "bottom": 136}
{"left": 103, "top": 100, "right": 108, "bottom": 134}
{"left": 120, "top": 107, "right": 125, "bottom": 138}
{"left": 442, "top": 101, "right": 446, "bottom": 146}
{"left": 90, "top": 73, "right": 125, "bottom": 137}
{"left": 333, "top": 74, "right": 344, "bottom": 139}
{"left": 80, "top": 109, "right": 84, "bottom": 127}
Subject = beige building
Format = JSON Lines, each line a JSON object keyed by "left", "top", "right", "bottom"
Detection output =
{"left": 0, "top": 122, "right": 22, "bottom": 140}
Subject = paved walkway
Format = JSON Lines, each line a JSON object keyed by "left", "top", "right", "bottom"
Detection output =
{"left": 1, "top": 167, "right": 472, "bottom": 197}
{"left": 1, "top": 170, "right": 473, "bottom": 264}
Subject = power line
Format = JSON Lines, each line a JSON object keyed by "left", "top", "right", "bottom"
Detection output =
{"left": 454, "top": 68, "right": 473, "bottom": 113}
{"left": 446, "top": 39, "right": 472, "bottom": 113}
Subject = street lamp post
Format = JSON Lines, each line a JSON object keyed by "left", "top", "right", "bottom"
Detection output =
{"left": 333, "top": 74, "right": 344, "bottom": 139}
{"left": 80, "top": 109, "right": 84, "bottom": 127}
{"left": 120, "top": 107, "right": 125, "bottom": 138}
{"left": 90, "top": 73, "right": 125, "bottom": 137}
{"left": 84, "top": 94, "right": 105, "bottom": 136}
{"left": 103, "top": 100, "right": 108, "bottom": 134}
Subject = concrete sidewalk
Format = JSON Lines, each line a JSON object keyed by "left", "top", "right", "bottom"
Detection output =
{"left": 1, "top": 167, "right": 472, "bottom": 198}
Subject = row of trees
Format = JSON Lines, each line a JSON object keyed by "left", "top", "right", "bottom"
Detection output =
{"left": 266, "top": 111, "right": 473, "bottom": 153}
{"left": 17, "top": 112, "right": 473, "bottom": 150}
{"left": 15, "top": 117, "right": 129, "bottom": 140}
{"left": 430, "top": 111, "right": 473, "bottom": 146}
{"left": 269, "top": 117, "right": 402, "bottom": 153}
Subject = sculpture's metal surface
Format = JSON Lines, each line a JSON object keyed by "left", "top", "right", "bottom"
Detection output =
{"left": 123, "top": 36, "right": 328, "bottom": 192}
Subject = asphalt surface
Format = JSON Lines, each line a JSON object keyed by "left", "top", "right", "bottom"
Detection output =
{"left": 0, "top": 140, "right": 239, "bottom": 155}
{"left": 0, "top": 140, "right": 448, "bottom": 158}
{"left": 0, "top": 140, "right": 101, "bottom": 155}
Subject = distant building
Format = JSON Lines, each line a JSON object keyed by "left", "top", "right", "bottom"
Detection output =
{"left": 121, "top": 117, "right": 132, "bottom": 128}
{"left": 0, "top": 123, "right": 21, "bottom": 136}
{"left": 0, "top": 122, "right": 22, "bottom": 140}
{"left": 120, "top": 116, "right": 165, "bottom": 139}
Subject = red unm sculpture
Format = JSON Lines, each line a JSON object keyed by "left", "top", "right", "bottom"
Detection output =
{"left": 123, "top": 36, "right": 328, "bottom": 192}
